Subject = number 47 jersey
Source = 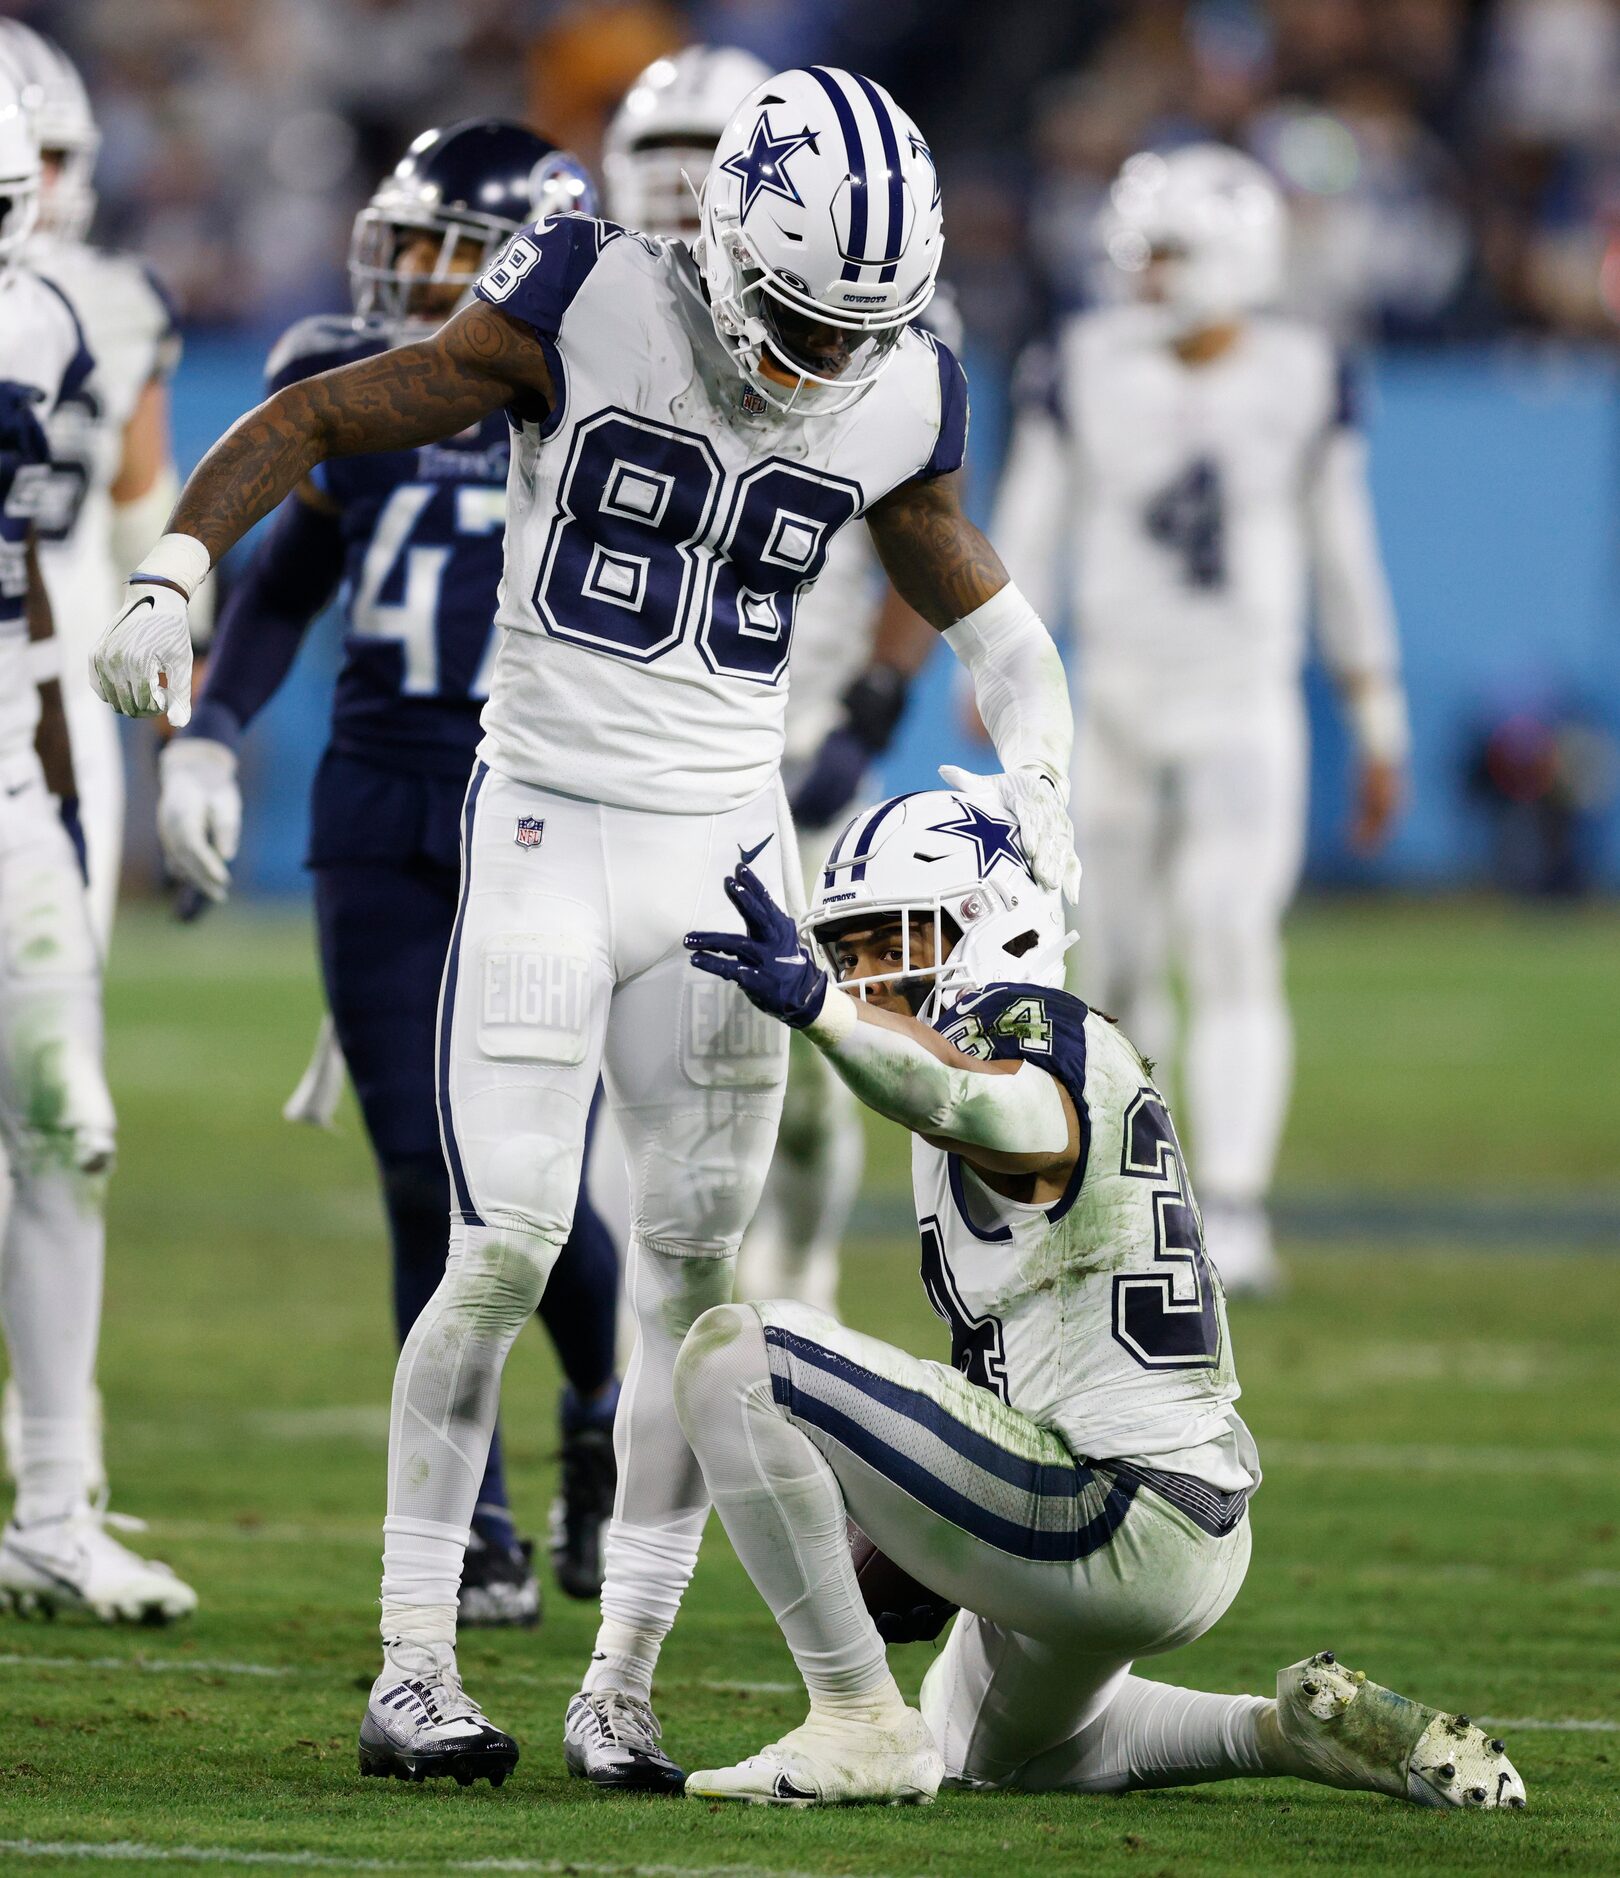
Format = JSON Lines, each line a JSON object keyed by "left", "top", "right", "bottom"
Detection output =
{"left": 472, "top": 215, "right": 967, "bottom": 813}
{"left": 919, "top": 982, "right": 1257, "bottom": 1492}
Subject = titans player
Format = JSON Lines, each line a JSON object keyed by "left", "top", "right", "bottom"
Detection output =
{"left": 157, "top": 121, "right": 617, "bottom": 1625}
{"left": 93, "top": 68, "right": 1080, "bottom": 1789}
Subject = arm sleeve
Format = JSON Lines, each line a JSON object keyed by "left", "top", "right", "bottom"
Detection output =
{"left": 185, "top": 497, "right": 345, "bottom": 749}
{"left": 1306, "top": 394, "right": 1402, "bottom": 685}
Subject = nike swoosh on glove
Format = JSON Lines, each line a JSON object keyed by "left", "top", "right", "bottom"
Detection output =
{"left": 684, "top": 863, "right": 829, "bottom": 1028}
{"left": 939, "top": 763, "right": 1082, "bottom": 902}
{"left": 92, "top": 582, "right": 194, "bottom": 726}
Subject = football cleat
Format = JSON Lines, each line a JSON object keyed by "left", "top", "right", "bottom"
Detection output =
{"left": 1275, "top": 1651, "right": 1526, "bottom": 1809}
{"left": 564, "top": 1688, "right": 685, "bottom": 1793}
{"left": 359, "top": 1639, "right": 518, "bottom": 1786}
{"left": 459, "top": 1529, "right": 541, "bottom": 1629}
{"left": 550, "top": 1415, "right": 616, "bottom": 1601}
{"left": 685, "top": 1705, "right": 943, "bottom": 1808}
{"left": 0, "top": 1509, "right": 197, "bottom": 1624}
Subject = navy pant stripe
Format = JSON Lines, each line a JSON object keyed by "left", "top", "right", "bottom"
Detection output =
{"left": 436, "top": 760, "right": 488, "bottom": 1227}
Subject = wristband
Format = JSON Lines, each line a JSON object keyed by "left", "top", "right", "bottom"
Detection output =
{"left": 1346, "top": 676, "right": 1411, "bottom": 766}
{"left": 804, "top": 983, "right": 860, "bottom": 1048}
{"left": 129, "top": 531, "right": 211, "bottom": 600}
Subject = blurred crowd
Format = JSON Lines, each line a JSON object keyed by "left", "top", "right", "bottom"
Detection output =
{"left": 9, "top": 0, "right": 1620, "bottom": 352}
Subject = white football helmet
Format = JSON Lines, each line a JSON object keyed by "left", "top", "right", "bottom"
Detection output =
{"left": 0, "top": 65, "right": 41, "bottom": 265}
{"left": 1101, "top": 143, "right": 1284, "bottom": 333}
{"left": 0, "top": 21, "right": 96, "bottom": 243}
{"left": 805, "top": 789, "right": 1069, "bottom": 1018}
{"left": 604, "top": 45, "right": 770, "bottom": 240}
{"left": 696, "top": 66, "right": 944, "bottom": 416}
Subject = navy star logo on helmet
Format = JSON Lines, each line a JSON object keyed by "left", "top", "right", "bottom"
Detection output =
{"left": 720, "top": 110, "right": 819, "bottom": 222}
{"left": 907, "top": 132, "right": 941, "bottom": 210}
{"left": 930, "top": 801, "right": 1028, "bottom": 876}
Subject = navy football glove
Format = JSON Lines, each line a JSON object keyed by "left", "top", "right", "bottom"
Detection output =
{"left": 0, "top": 381, "right": 49, "bottom": 469}
{"left": 684, "top": 862, "right": 829, "bottom": 1028}
{"left": 788, "top": 664, "right": 909, "bottom": 829}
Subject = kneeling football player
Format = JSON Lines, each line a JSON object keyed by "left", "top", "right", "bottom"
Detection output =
{"left": 679, "top": 787, "right": 1523, "bottom": 1810}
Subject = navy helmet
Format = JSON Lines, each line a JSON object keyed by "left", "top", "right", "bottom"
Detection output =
{"left": 349, "top": 116, "right": 596, "bottom": 319}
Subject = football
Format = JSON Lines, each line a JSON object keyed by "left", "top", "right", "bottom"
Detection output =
{"left": 848, "top": 1518, "right": 959, "bottom": 1644}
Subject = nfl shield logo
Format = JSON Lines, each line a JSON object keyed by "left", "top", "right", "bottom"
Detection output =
{"left": 514, "top": 816, "right": 545, "bottom": 850}
{"left": 741, "top": 387, "right": 768, "bottom": 416}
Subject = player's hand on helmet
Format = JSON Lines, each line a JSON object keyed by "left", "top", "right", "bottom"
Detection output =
{"left": 92, "top": 580, "right": 194, "bottom": 726}
{"left": 938, "top": 762, "right": 1083, "bottom": 902}
{"left": 685, "top": 862, "right": 829, "bottom": 1028}
{"left": 157, "top": 737, "right": 241, "bottom": 904}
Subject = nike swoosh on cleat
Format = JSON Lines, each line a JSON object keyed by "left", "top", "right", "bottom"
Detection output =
{"left": 773, "top": 1772, "right": 817, "bottom": 1801}
{"left": 4, "top": 1545, "right": 86, "bottom": 1597}
{"left": 738, "top": 835, "right": 774, "bottom": 867}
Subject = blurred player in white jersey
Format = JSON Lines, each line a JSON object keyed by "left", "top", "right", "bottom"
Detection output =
{"left": 0, "top": 21, "right": 196, "bottom": 949}
{"left": 605, "top": 47, "right": 944, "bottom": 1315}
{"left": 679, "top": 789, "right": 1520, "bottom": 1810}
{"left": 993, "top": 145, "right": 1410, "bottom": 1295}
{"left": 0, "top": 68, "right": 194, "bottom": 1624}
{"left": 92, "top": 67, "right": 1081, "bottom": 1789}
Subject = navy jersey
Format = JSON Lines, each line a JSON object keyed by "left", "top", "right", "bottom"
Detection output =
{"left": 266, "top": 312, "right": 510, "bottom": 772}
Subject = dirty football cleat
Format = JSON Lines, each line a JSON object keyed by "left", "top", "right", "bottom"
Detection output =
{"left": 0, "top": 1509, "right": 197, "bottom": 1624}
{"left": 1274, "top": 1650, "right": 1525, "bottom": 1809}
{"left": 458, "top": 1528, "right": 541, "bottom": 1629}
{"left": 359, "top": 1639, "right": 519, "bottom": 1786}
{"left": 684, "top": 1705, "right": 943, "bottom": 1808}
{"left": 564, "top": 1688, "right": 685, "bottom": 1792}
{"left": 550, "top": 1402, "right": 616, "bottom": 1600}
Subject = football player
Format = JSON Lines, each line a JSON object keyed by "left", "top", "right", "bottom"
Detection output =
{"left": 678, "top": 789, "right": 1521, "bottom": 1811}
{"left": 993, "top": 145, "right": 1410, "bottom": 1294}
{"left": 604, "top": 47, "right": 945, "bottom": 1316}
{"left": 90, "top": 67, "right": 1081, "bottom": 1790}
{"left": 155, "top": 120, "right": 616, "bottom": 1627}
{"left": 0, "top": 68, "right": 195, "bottom": 1622}
{"left": 0, "top": 20, "right": 197, "bottom": 949}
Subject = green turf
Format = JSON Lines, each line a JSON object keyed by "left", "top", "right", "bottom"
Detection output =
{"left": 1, "top": 898, "right": 1617, "bottom": 1877}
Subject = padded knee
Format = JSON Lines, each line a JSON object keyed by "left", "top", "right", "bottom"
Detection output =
{"left": 438, "top": 1219, "right": 562, "bottom": 1333}
{"left": 671, "top": 1302, "right": 761, "bottom": 1434}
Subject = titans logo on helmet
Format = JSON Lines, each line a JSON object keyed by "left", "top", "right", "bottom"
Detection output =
{"left": 721, "top": 111, "right": 820, "bottom": 222}
{"left": 931, "top": 800, "right": 1028, "bottom": 876}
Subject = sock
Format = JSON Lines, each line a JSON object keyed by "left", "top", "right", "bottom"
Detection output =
{"left": 582, "top": 1616, "right": 663, "bottom": 1702}
{"left": 562, "top": 1377, "right": 619, "bottom": 1432}
{"left": 379, "top": 1598, "right": 459, "bottom": 1655}
{"left": 470, "top": 1501, "right": 518, "bottom": 1551}
{"left": 672, "top": 1303, "right": 900, "bottom": 1720}
{"left": 1057, "top": 1676, "right": 1271, "bottom": 1791}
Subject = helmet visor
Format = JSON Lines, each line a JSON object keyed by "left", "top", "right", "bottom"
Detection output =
{"left": 757, "top": 283, "right": 909, "bottom": 385}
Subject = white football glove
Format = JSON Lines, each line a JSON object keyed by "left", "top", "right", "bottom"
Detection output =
{"left": 158, "top": 737, "right": 241, "bottom": 903}
{"left": 939, "top": 762, "right": 1083, "bottom": 903}
{"left": 92, "top": 581, "right": 194, "bottom": 726}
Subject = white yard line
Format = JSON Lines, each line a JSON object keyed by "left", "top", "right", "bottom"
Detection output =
{"left": 1478, "top": 1716, "right": 1620, "bottom": 1733}
{"left": 0, "top": 1652, "right": 295, "bottom": 1678}
{"left": 0, "top": 1843, "right": 854, "bottom": 1878}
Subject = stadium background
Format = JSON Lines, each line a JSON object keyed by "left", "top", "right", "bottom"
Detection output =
{"left": 2, "top": 3, "right": 1617, "bottom": 1874}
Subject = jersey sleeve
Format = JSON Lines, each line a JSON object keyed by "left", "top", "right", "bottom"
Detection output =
{"left": 914, "top": 335, "right": 970, "bottom": 481}
{"left": 264, "top": 315, "right": 387, "bottom": 397}
{"left": 473, "top": 214, "right": 607, "bottom": 341}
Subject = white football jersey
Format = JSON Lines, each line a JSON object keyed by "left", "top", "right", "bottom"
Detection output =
{"left": 0, "top": 264, "right": 94, "bottom": 760}
{"left": 915, "top": 980, "right": 1255, "bottom": 1489}
{"left": 472, "top": 217, "right": 967, "bottom": 813}
{"left": 24, "top": 238, "right": 180, "bottom": 666}
{"left": 995, "top": 304, "right": 1396, "bottom": 714}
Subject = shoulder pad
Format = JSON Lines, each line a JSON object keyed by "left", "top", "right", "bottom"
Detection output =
{"left": 914, "top": 333, "right": 970, "bottom": 482}
{"left": 265, "top": 313, "right": 392, "bottom": 395}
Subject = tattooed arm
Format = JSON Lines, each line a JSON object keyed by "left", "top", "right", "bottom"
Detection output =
{"left": 867, "top": 468, "right": 1080, "bottom": 899}
{"left": 172, "top": 303, "right": 552, "bottom": 563}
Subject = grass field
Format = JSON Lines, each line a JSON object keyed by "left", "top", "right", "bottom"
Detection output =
{"left": 2, "top": 897, "right": 1618, "bottom": 1877}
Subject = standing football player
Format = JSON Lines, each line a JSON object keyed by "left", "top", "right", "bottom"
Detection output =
{"left": 0, "top": 69, "right": 195, "bottom": 1623}
{"left": 155, "top": 121, "right": 619, "bottom": 1627}
{"left": 605, "top": 47, "right": 945, "bottom": 1316}
{"left": 994, "top": 145, "right": 1410, "bottom": 1295}
{"left": 91, "top": 67, "right": 1080, "bottom": 1789}
{"left": 678, "top": 790, "right": 1520, "bottom": 1811}
{"left": 0, "top": 20, "right": 196, "bottom": 949}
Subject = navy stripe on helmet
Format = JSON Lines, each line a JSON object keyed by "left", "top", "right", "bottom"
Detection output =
{"left": 847, "top": 71, "right": 904, "bottom": 282}
{"left": 805, "top": 66, "right": 869, "bottom": 281}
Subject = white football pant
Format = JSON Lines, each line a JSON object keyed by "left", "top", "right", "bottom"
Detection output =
{"left": 676, "top": 1299, "right": 1274, "bottom": 1785}
{"left": 380, "top": 764, "right": 788, "bottom": 1691}
{"left": 62, "top": 678, "right": 124, "bottom": 956}
{"left": 0, "top": 751, "right": 116, "bottom": 1526}
{"left": 738, "top": 812, "right": 864, "bottom": 1318}
{"left": 1072, "top": 679, "right": 1306, "bottom": 1215}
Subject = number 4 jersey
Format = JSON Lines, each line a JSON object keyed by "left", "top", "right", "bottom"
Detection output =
{"left": 472, "top": 215, "right": 967, "bottom": 813}
{"left": 920, "top": 981, "right": 1257, "bottom": 1491}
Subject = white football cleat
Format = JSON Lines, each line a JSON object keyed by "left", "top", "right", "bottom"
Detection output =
{"left": 359, "top": 1639, "right": 518, "bottom": 1786}
{"left": 685, "top": 1704, "right": 943, "bottom": 1808}
{"left": 1275, "top": 1651, "right": 1526, "bottom": 1809}
{"left": 564, "top": 1688, "right": 685, "bottom": 1792}
{"left": 0, "top": 1509, "right": 197, "bottom": 1624}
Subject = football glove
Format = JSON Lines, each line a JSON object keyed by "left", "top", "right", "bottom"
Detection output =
{"left": 685, "top": 862, "right": 829, "bottom": 1028}
{"left": 158, "top": 737, "right": 241, "bottom": 903}
{"left": 92, "top": 580, "right": 194, "bottom": 727}
{"left": 938, "top": 762, "right": 1082, "bottom": 902}
{"left": 0, "top": 381, "right": 49, "bottom": 469}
